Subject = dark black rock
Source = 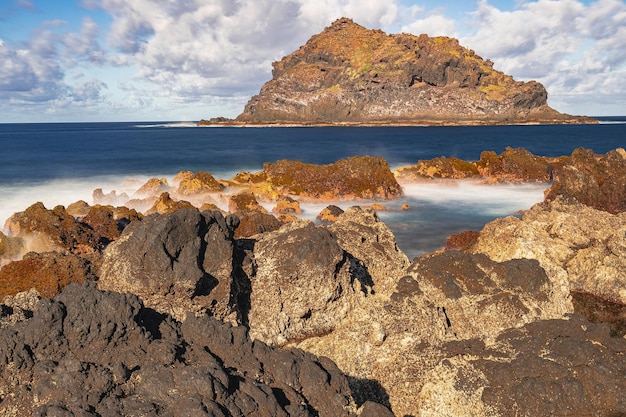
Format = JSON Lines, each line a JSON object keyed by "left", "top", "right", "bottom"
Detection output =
{"left": 0, "top": 282, "right": 385, "bottom": 416}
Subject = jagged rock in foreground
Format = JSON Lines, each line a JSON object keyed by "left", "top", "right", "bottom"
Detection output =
{"left": 99, "top": 209, "right": 240, "bottom": 322}
{"left": 469, "top": 196, "right": 626, "bottom": 305}
{"left": 372, "top": 315, "right": 626, "bottom": 417}
{"left": 236, "top": 18, "right": 591, "bottom": 125}
{"left": 0, "top": 283, "right": 390, "bottom": 416}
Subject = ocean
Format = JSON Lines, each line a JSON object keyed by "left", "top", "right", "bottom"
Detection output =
{"left": 1, "top": 118, "right": 625, "bottom": 259}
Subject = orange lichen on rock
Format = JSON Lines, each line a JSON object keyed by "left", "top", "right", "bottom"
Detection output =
{"left": 263, "top": 155, "right": 401, "bottom": 200}
{"left": 0, "top": 251, "right": 96, "bottom": 298}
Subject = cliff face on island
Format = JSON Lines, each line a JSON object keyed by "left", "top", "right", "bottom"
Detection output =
{"left": 234, "top": 18, "right": 592, "bottom": 125}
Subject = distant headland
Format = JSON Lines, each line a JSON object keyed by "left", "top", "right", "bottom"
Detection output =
{"left": 200, "top": 18, "right": 596, "bottom": 126}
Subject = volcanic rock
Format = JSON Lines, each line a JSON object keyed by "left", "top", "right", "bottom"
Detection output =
{"left": 263, "top": 155, "right": 401, "bottom": 200}
{"left": 469, "top": 196, "right": 626, "bottom": 305}
{"left": 372, "top": 315, "right": 626, "bottom": 417}
{"left": 395, "top": 146, "right": 555, "bottom": 182}
{"left": 545, "top": 147, "right": 626, "bottom": 213}
{"left": 145, "top": 191, "right": 195, "bottom": 215}
{"left": 0, "top": 282, "right": 382, "bottom": 416}
{"left": 92, "top": 188, "right": 129, "bottom": 206}
{"left": 249, "top": 220, "right": 365, "bottom": 346}
{"left": 99, "top": 209, "right": 238, "bottom": 321}
{"left": 176, "top": 171, "right": 224, "bottom": 195}
{"left": 0, "top": 251, "right": 97, "bottom": 299}
{"left": 317, "top": 205, "right": 345, "bottom": 222}
{"left": 3, "top": 202, "right": 102, "bottom": 255}
{"left": 134, "top": 177, "right": 171, "bottom": 197}
{"left": 329, "top": 207, "right": 409, "bottom": 295}
{"left": 272, "top": 195, "right": 302, "bottom": 214}
{"left": 228, "top": 189, "right": 268, "bottom": 213}
{"left": 230, "top": 210, "right": 282, "bottom": 239}
{"left": 0, "top": 231, "right": 24, "bottom": 267}
{"left": 0, "top": 288, "right": 40, "bottom": 328}
{"left": 237, "top": 18, "right": 589, "bottom": 125}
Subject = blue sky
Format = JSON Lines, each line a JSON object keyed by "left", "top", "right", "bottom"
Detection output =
{"left": 0, "top": 0, "right": 624, "bottom": 122}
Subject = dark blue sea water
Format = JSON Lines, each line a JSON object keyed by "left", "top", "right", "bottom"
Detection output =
{"left": 1, "top": 117, "right": 625, "bottom": 259}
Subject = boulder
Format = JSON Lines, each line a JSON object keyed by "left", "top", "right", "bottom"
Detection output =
{"left": 3, "top": 202, "right": 102, "bottom": 255}
{"left": 329, "top": 207, "right": 409, "bottom": 295}
{"left": 231, "top": 210, "right": 282, "bottom": 239}
{"left": 176, "top": 171, "right": 224, "bottom": 195}
{"left": 395, "top": 147, "right": 554, "bottom": 183}
{"left": 0, "top": 231, "right": 24, "bottom": 267}
{"left": 0, "top": 251, "right": 97, "bottom": 299}
{"left": 372, "top": 315, "right": 626, "bottom": 417}
{"left": 92, "top": 188, "right": 129, "bottom": 206}
{"left": 545, "top": 147, "right": 626, "bottom": 213}
{"left": 263, "top": 155, "right": 402, "bottom": 200}
{"left": 317, "top": 205, "right": 345, "bottom": 222}
{"left": 249, "top": 220, "right": 366, "bottom": 346}
{"left": 133, "top": 177, "right": 171, "bottom": 197}
{"left": 82, "top": 205, "right": 131, "bottom": 243}
{"left": 468, "top": 196, "right": 626, "bottom": 304}
{"left": 0, "top": 282, "right": 381, "bottom": 416}
{"left": 99, "top": 209, "right": 238, "bottom": 321}
{"left": 145, "top": 192, "right": 195, "bottom": 215}
{"left": 272, "top": 195, "right": 302, "bottom": 214}
{"left": 228, "top": 190, "right": 267, "bottom": 213}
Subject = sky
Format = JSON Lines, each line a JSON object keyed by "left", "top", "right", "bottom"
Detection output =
{"left": 0, "top": 0, "right": 624, "bottom": 122}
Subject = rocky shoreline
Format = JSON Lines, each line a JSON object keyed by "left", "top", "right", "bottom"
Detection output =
{"left": 1, "top": 147, "right": 626, "bottom": 416}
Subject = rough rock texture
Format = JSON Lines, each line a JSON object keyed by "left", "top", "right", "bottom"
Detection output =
{"left": 249, "top": 220, "right": 365, "bottom": 346}
{"left": 99, "top": 209, "right": 238, "bottom": 321}
{"left": 3, "top": 202, "right": 102, "bottom": 255}
{"left": 176, "top": 171, "right": 224, "bottom": 195}
{"left": 228, "top": 190, "right": 268, "bottom": 213}
{"left": 0, "top": 288, "right": 40, "bottom": 328}
{"left": 134, "top": 177, "right": 171, "bottom": 197}
{"left": 145, "top": 192, "right": 196, "bottom": 215}
{"left": 231, "top": 210, "right": 282, "bottom": 239}
{"left": 263, "top": 155, "right": 401, "bottom": 200}
{"left": 545, "top": 147, "right": 626, "bottom": 214}
{"left": 294, "top": 249, "right": 577, "bottom": 415}
{"left": 395, "top": 146, "right": 556, "bottom": 183}
{"left": 372, "top": 315, "right": 626, "bottom": 417}
{"left": 317, "top": 205, "right": 345, "bottom": 222}
{"left": 272, "top": 195, "right": 302, "bottom": 214}
{"left": 0, "top": 282, "right": 389, "bottom": 416}
{"left": 469, "top": 196, "right": 626, "bottom": 304}
{"left": 329, "top": 207, "right": 409, "bottom": 295}
{"left": 237, "top": 18, "right": 589, "bottom": 125}
{"left": 0, "top": 251, "right": 97, "bottom": 299}
{"left": 0, "top": 231, "right": 24, "bottom": 267}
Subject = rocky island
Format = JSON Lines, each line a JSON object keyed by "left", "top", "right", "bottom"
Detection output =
{"left": 201, "top": 18, "right": 595, "bottom": 126}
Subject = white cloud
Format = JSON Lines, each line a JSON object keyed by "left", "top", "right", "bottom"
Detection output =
{"left": 1, "top": 0, "right": 625, "bottom": 120}
{"left": 456, "top": 0, "right": 626, "bottom": 115}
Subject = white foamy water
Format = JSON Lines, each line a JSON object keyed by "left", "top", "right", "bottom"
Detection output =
{"left": 1, "top": 177, "right": 548, "bottom": 260}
